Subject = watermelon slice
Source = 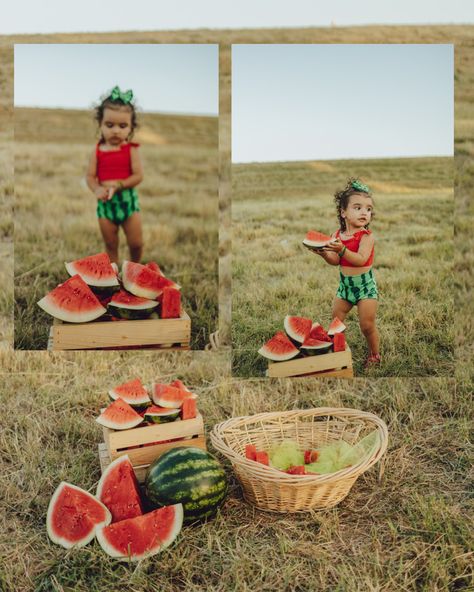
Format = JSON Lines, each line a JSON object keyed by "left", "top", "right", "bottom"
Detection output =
{"left": 107, "top": 290, "right": 158, "bottom": 320}
{"left": 302, "top": 230, "right": 332, "bottom": 249}
{"left": 161, "top": 287, "right": 181, "bottom": 318}
{"left": 245, "top": 445, "right": 257, "bottom": 461}
{"left": 169, "top": 379, "right": 192, "bottom": 392}
{"left": 255, "top": 451, "right": 269, "bottom": 465}
{"left": 122, "top": 261, "right": 180, "bottom": 300}
{"left": 96, "top": 399, "right": 143, "bottom": 430}
{"left": 46, "top": 482, "right": 111, "bottom": 549}
{"left": 328, "top": 317, "right": 346, "bottom": 336}
{"left": 65, "top": 252, "right": 119, "bottom": 288}
{"left": 301, "top": 337, "right": 332, "bottom": 355}
{"left": 181, "top": 397, "right": 197, "bottom": 420}
{"left": 146, "top": 261, "right": 163, "bottom": 275}
{"left": 304, "top": 450, "right": 320, "bottom": 464}
{"left": 258, "top": 331, "right": 300, "bottom": 362}
{"left": 309, "top": 323, "right": 332, "bottom": 342}
{"left": 144, "top": 405, "right": 180, "bottom": 423}
{"left": 108, "top": 378, "right": 151, "bottom": 408}
{"left": 286, "top": 465, "right": 306, "bottom": 475}
{"left": 284, "top": 315, "right": 312, "bottom": 344}
{"left": 37, "top": 275, "right": 106, "bottom": 323}
{"left": 152, "top": 383, "right": 197, "bottom": 408}
{"left": 96, "top": 456, "right": 143, "bottom": 523}
{"left": 96, "top": 504, "right": 183, "bottom": 561}
{"left": 333, "top": 332, "right": 346, "bottom": 352}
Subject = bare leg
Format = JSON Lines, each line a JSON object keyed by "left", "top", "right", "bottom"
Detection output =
{"left": 122, "top": 212, "right": 144, "bottom": 263}
{"left": 332, "top": 297, "right": 353, "bottom": 323}
{"left": 357, "top": 299, "right": 379, "bottom": 355}
{"left": 98, "top": 217, "right": 120, "bottom": 263}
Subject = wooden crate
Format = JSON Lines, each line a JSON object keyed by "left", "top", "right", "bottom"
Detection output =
{"left": 98, "top": 413, "right": 206, "bottom": 483}
{"left": 48, "top": 310, "right": 191, "bottom": 351}
{"left": 266, "top": 347, "right": 353, "bottom": 378}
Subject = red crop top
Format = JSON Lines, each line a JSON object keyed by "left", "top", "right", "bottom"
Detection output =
{"left": 96, "top": 142, "right": 139, "bottom": 182}
{"left": 334, "top": 228, "right": 374, "bottom": 267}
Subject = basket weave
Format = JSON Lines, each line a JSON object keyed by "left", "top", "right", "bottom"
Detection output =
{"left": 211, "top": 407, "right": 388, "bottom": 513}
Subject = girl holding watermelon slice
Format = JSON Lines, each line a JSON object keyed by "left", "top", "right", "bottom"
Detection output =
{"left": 313, "top": 179, "right": 380, "bottom": 367}
{"left": 86, "top": 86, "right": 144, "bottom": 264}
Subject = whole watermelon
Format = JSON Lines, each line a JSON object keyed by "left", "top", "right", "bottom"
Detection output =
{"left": 144, "top": 447, "right": 227, "bottom": 524}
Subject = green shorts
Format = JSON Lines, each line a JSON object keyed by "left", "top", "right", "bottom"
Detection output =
{"left": 97, "top": 188, "right": 140, "bottom": 224}
{"left": 336, "top": 269, "right": 379, "bottom": 305}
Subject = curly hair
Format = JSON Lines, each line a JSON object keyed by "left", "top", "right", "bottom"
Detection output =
{"left": 94, "top": 91, "right": 138, "bottom": 142}
{"left": 334, "top": 178, "right": 374, "bottom": 232}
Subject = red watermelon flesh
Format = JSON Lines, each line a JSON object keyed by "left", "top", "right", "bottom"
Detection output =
{"left": 37, "top": 275, "right": 106, "bottom": 323}
{"left": 96, "top": 504, "right": 183, "bottom": 561}
{"left": 245, "top": 445, "right": 257, "bottom": 461}
{"left": 109, "top": 378, "right": 151, "bottom": 407}
{"left": 286, "top": 465, "right": 306, "bottom": 475}
{"left": 333, "top": 332, "right": 346, "bottom": 352}
{"left": 284, "top": 316, "right": 312, "bottom": 343}
{"left": 169, "top": 379, "right": 191, "bottom": 392}
{"left": 146, "top": 261, "right": 163, "bottom": 275}
{"left": 256, "top": 451, "right": 269, "bottom": 465}
{"left": 303, "top": 230, "right": 332, "bottom": 249}
{"left": 96, "top": 399, "right": 143, "bottom": 430}
{"left": 301, "top": 337, "right": 332, "bottom": 351}
{"left": 309, "top": 323, "right": 332, "bottom": 342}
{"left": 181, "top": 397, "right": 197, "bottom": 420}
{"left": 122, "top": 261, "right": 180, "bottom": 300}
{"left": 96, "top": 456, "right": 143, "bottom": 523}
{"left": 161, "top": 287, "right": 181, "bottom": 318}
{"left": 152, "top": 383, "right": 197, "bottom": 408}
{"left": 328, "top": 317, "right": 346, "bottom": 336}
{"left": 109, "top": 290, "right": 158, "bottom": 310}
{"left": 65, "top": 252, "right": 118, "bottom": 287}
{"left": 46, "top": 482, "right": 111, "bottom": 549}
{"left": 258, "top": 331, "right": 299, "bottom": 362}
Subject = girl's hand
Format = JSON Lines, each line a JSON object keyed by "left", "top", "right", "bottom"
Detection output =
{"left": 95, "top": 186, "right": 109, "bottom": 201}
{"left": 324, "top": 238, "right": 344, "bottom": 253}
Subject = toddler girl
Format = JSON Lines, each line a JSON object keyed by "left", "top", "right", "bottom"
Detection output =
{"left": 314, "top": 179, "right": 380, "bottom": 366}
{"left": 86, "top": 86, "right": 144, "bottom": 263}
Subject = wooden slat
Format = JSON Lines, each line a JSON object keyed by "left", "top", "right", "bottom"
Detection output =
{"left": 267, "top": 347, "right": 352, "bottom": 378}
{"left": 105, "top": 413, "right": 204, "bottom": 451}
{"left": 50, "top": 311, "right": 191, "bottom": 350}
{"left": 293, "top": 367, "right": 354, "bottom": 378}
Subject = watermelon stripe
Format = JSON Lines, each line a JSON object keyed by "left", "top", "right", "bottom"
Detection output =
{"left": 157, "top": 476, "right": 227, "bottom": 501}
{"left": 184, "top": 491, "right": 227, "bottom": 511}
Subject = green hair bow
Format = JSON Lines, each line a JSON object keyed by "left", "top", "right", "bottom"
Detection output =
{"left": 109, "top": 86, "right": 134, "bottom": 104}
{"left": 351, "top": 180, "right": 370, "bottom": 193}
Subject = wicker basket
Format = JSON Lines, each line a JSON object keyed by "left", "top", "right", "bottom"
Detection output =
{"left": 210, "top": 407, "right": 388, "bottom": 513}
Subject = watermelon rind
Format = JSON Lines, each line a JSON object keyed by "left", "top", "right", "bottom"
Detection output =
{"left": 144, "top": 406, "right": 180, "bottom": 423}
{"left": 122, "top": 261, "right": 180, "bottom": 300}
{"left": 301, "top": 338, "right": 333, "bottom": 356}
{"left": 283, "top": 315, "right": 312, "bottom": 344}
{"left": 37, "top": 275, "right": 106, "bottom": 323}
{"left": 96, "top": 455, "right": 143, "bottom": 523}
{"left": 65, "top": 253, "right": 119, "bottom": 287}
{"left": 152, "top": 383, "right": 197, "bottom": 408}
{"left": 107, "top": 290, "right": 159, "bottom": 320}
{"left": 96, "top": 504, "right": 183, "bottom": 561}
{"left": 258, "top": 331, "right": 300, "bottom": 362}
{"left": 46, "top": 482, "right": 112, "bottom": 549}
{"left": 328, "top": 317, "right": 346, "bottom": 336}
{"left": 302, "top": 230, "right": 332, "bottom": 249}
{"left": 145, "top": 447, "right": 228, "bottom": 524}
{"left": 96, "top": 399, "right": 143, "bottom": 430}
{"left": 109, "top": 378, "right": 151, "bottom": 408}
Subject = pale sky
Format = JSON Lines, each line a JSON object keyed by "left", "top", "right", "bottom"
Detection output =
{"left": 232, "top": 44, "right": 453, "bottom": 162}
{"left": 14, "top": 45, "right": 218, "bottom": 115}
{"left": 1, "top": 0, "right": 472, "bottom": 34}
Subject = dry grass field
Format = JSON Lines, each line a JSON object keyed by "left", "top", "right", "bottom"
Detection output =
{"left": 14, "top": 107, "right": 218, "bottom": 350}
{"left": 0, "top": 352, "right": 472, "bottom": 591}
{"left": 0, "top": 22, "right": 472, "bottom": 592}
{"left": 232, "top": 157, "right": 454, "bottom": 378}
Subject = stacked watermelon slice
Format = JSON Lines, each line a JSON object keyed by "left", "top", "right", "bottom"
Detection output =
{"left": 46, "top": 456, "right": 183, "bottom": 560}
{"left": 258, "top": 315, "right": 346, "bottom": 362}
{"left": 96, "top": 377, "right": 199, "bottom": 430}
{"left": 37, "top": 253, "right": 182, "bottom": 323}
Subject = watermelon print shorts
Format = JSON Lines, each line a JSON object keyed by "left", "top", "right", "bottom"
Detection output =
{"left": 97, "top": 188, "right": 140, "bottom": 224}
{"left": 336, "top": 269, "right": 378, "bottom": 305}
